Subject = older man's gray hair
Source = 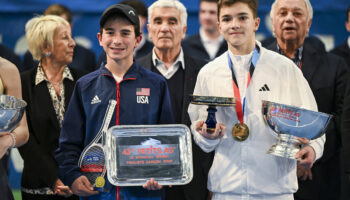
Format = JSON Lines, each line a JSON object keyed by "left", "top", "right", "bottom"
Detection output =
{"left": 148, "top": 0, "right": 188, "bottom": 27}
{"left": 270, "top": 0, "right": 313, "bottom": 21}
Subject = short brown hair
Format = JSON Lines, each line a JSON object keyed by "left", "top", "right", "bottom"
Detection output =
{"left": 217, "top": 0, "right": 258, "bottom": 19}
{"left": 44, "top": 4, "right": 72, "bottom": 24}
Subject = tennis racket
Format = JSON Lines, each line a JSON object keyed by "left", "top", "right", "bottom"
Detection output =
{"left": 78, "top": 99, "right": 116, "bottom": 190}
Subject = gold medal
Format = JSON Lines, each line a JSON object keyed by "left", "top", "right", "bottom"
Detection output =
{"left": 95, "top": 176, "right": 105, "bottom": 188}
{"left": 232, "top": 123, "right": 249, "bottom": 141}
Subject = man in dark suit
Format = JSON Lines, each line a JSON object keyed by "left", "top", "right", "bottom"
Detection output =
{"left": 331, "top": 6, "right": 350, "bottom": 68}
{"left": 22, "top": 4, "right": 96, "bottom": 72}
{"left": 137, "top": 1, "right": 211, "bottom": 200}
{"left": 182, "top": 0, "right": 227, "bottom": 62}
{"left": 97, "top": 0, "right": 153, "bottom": 66}
{"left": 267, "top": 0, "right": 348, "bottom": 199}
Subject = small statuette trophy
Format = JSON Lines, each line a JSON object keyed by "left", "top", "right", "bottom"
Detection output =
{"left": 262, "top": 100, "right": 332, "bottom": 159}
{"left": 189, "top": 95, "right": 236, "bottom": 132}
{"left": 0, "top": 94, "right": 27, "bottom": 134}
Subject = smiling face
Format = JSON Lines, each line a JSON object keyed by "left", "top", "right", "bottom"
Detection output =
{"left": 147, "top": 7, "right": 187, "bottom": 51}
{"left": 272, "top": 0, "right": 311, "bottom": 47}
{"left": 218, "top": 2, "right": 260, "bottom": 54}
{"left": 48, "top": 24, "right": 75, "bottom": 66}
{"left": 98, "top": 17, "right": 141, "bottom": 63}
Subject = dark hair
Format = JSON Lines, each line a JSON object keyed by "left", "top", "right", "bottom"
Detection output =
{"left": 347, "top": 6, "right": 350, "bottom": 22}
{"left": 217, "top": 0, "right": 258, "bottom": 19}
{"left": 119, "top": 0, "right": 147, "bottom": 18}
{"left": 44, "top": 4, "right": 72, "bottom": 24}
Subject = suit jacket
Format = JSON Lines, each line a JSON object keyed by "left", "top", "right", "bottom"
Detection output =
{"left": 137, "top": 52, "right": 212, "bottom": 200}
{"left": 22, "top": 44, "right": 97, "bottom": 73}
{"left": 267, "top": 41, "right": 348, "bottom": 199}
{"left": 342, "top": 72, "right": 350, "bottom": 173}
{"left": 331, "top": 41, "right": 350, "bottom": 68}
{"left": 18, "top": 67, "right": 86, "bottom": 189}
{"left": 97, "top": 39, "right": 154, "bottom": 67}
{"left": 182, "top": 33, "right": 227, "bottom": 62}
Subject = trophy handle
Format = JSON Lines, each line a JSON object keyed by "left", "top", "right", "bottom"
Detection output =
{"left": 206, "top": 105, "right": 217, "bottom": 132}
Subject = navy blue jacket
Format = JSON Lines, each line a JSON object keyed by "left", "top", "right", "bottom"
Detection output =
{"left": 55, "top": 62, "right": 173, "bottom": 199}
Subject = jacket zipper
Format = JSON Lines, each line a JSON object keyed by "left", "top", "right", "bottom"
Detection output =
{"left": 104, "top": 74, "right": 136, "bottom": 200}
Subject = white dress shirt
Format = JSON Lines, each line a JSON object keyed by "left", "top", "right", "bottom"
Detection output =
{"left": 200, "top": 28, "right": 224, "bottom": 60}
{"left": 152, "top": 48, "right": 185, "bottom": 79}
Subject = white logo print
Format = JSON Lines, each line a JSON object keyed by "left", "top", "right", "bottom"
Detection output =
{"left": 137, "top": 96, "right": 149, "bottom": 104}
{"left": 91, "top": 95, "right": 101, "bottom": 104}
{"left": 128, "top": 10, "right": 135, "bottom": 16}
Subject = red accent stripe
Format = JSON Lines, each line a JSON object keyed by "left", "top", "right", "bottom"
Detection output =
{"left": 81, "top": 168, "right": 103, "bottom": 172}
{"left": 116, "top": 185, "right": 119, "bottom": 200}
{"left": 117, "top": 83, "right": 120, "bottom": 125}
{"left": 233, "top": 73, "right": 251, "bottom": 124}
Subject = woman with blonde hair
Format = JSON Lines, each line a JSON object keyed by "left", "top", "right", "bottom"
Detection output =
{"left": 18, "top": 15, "right": 86, "bottom": 200}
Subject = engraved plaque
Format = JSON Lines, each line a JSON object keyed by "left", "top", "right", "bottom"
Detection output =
{"left": 105, "top": 124, "right": 193, "bottom": 186}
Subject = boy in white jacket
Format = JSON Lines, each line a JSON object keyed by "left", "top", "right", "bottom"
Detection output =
{"left": 188, "top": 0, "right": 324, "bottom": 199}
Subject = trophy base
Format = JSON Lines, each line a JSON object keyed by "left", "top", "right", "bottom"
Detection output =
{"left": 267, "top": 134, "right": 301, "bottom": 160}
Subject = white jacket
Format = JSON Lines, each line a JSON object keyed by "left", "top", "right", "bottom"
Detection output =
{"left": 188, "top": 42, "right": 325, "bottom": 199}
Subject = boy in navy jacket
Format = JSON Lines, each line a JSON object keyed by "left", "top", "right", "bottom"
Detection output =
{"left": 55, "top": 4, "right": 173, "bottom": 200}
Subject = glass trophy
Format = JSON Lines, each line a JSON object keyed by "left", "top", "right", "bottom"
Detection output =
{"left": 105, "top": 124, "right": 193, "bottom": 186}
{"left": 262, "top": 100, "right": 332, "bottom": 159}
{"left": 189, "top": 95, "right": 236, "bottom": 131}
{"left": 0, "top": 94, "right": 27, "bottom": 135}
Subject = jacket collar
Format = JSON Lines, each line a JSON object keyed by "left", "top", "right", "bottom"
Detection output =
{"left": 99, "top": 60, "right": 140, "bottom": 79}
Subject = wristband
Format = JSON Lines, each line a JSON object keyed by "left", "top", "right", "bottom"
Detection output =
{"left": 9, "top": 131, "right": 16, "bottom": 148}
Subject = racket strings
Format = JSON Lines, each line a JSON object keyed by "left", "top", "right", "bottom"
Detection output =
{"left": 81, "top": 145, "right": 106, "bottom": 185}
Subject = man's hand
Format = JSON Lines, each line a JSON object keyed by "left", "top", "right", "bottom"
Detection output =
{"left": 71, "top": 176, "right": 99, "bottom": 196}
{"left": 297, "top": 137, "right": 310, "bottom": 144}
{"left": 297, "top": 165, "right": 313, "bottom": 181}
{"left": 195, "top": 121, "right": 226, "bottom": 140}
{"left": 54, "top": 179, "right": 73, "bottom": 197}
{"left": 295, "top": 137, "right": 315, "bottom": 169}
{"left": 295, "top": 145, "right": 316, "bottom": 169}
{"left": 143, "top": 178, "right": 162, "bottom": 190}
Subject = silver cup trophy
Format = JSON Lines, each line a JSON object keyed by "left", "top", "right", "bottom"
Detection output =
{"left": 262, "top": 100, "right": 332, "bottom": 159}
{"left": 0, "top": 94, "right": 27, "bottom": 135}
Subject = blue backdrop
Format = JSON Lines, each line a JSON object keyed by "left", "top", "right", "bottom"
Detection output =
{"left": 0, "top": 0, "right": 349, "bottom": 60}
{"left": 2, "top": 0, "right": 349, "bottom": 189}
